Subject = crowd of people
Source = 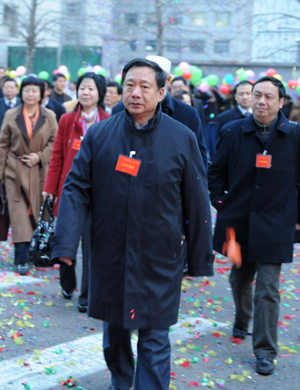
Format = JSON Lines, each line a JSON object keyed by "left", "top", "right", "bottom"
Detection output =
{"left": 0, "top": 56, "right": 300, "bottom": 390}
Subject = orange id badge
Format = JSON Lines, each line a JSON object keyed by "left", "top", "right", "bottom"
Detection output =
{"left": 72, "top": 138, "right": 82, "bottom": 151}
{"left": 256, "top": 154, "right": 272, "bottom": 168}
{"left": 115, "top": 155, "right": 141, "bottom": 177}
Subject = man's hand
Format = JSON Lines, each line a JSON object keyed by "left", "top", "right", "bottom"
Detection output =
{"left": 59, "top": 257, "right": 73, "bottom": 266}
{"left": 21, "top": 153, "right": 40, "bottom": 167}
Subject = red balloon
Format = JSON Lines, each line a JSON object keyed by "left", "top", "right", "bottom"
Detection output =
{"left": 288, "top": 79, "right": 298, "bottom": 90}
{"left": 219, "top": 84, "right": 231, "bottom": 95}
{"left": 265, "top": 68, "right": 277, "bottom": 77}
{"left": 182, "top": 70, "right": 192, "bottom": 80}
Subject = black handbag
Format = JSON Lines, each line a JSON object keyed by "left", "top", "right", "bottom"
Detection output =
{"left": 0, "top": 182, "right": 9, "bottom": 241}
{"left": 29, "top": 196, "right": 55, "bottom": 267}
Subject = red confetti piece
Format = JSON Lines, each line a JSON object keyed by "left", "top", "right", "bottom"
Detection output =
{"left": 283, "top": 315, "right": 296, "bottom": 319}
{"left": 170, "top": 372, "right": 177, "bottom": 379}
{"left": 229, "top": 337, "right": 242, "bottom": 344}
{"left": 0, "top": 347, "right": 3, "bottom": 353}
{"left": 203, "top": 357, "right": 209, "bottom": 362}
{"left": 26, "top": 292, "right": 36, "bottom": 295}
{"left": 189, "top": 382, "right": 200, "bottom": 387}
{"left": 212, "top": 332, "right": 221, "bottom": 337}
{"left": 131, "top": 309, "right": 135, "bottom": 320}
{"left": 181, "top": 361, "right": 190, "bottom": 367}
{"left": 195, "top": 332, "right": 200, "bottom": 339}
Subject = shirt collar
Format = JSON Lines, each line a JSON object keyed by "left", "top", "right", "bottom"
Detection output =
{"left": 238, "top": 105, "right": 252, "bottom": 115}
{"left": 4, "top": 97, "right": 17, "bottom": 106}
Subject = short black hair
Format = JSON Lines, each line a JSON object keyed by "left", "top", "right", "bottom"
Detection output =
{"left": 19, "top": 76, "right": 45, "bottom": 104}
{"left": 233, "top": 80, "right": 253, "bottom": 95}
{"left": 253, "top": 76, "right": 286, "bottom": 99}
{"left": 43, "top": 79, "right": 52, "bottom": 89}
{"left": 53, "top": 73, "right": 66, "bottom": 82}
{"left": 2, "top": 77, "right": 17, "bottom": 88}
{"left": 76, "top": 72, "right": 107, "bottom": 110}
{"left": 171, "top": 76, "right": 187, "bottom": 86}
{"left": 106, "top": 81, "right": 123, "bottom": 95}
{"left": 122, "top": 58, "right": 166, "bottom": 90}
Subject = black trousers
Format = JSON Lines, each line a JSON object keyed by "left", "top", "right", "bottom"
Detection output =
{"left": 230, "top": 259, "right": 282, "bottom": 359}
{"left": 59, "top": 215, "right": 90, "bottom": 306}
{"left": 103, "top": 322, "right": 170, "bottom": 390}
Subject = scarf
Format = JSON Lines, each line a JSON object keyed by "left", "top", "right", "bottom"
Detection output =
{"left": 23, "top": 105, "right": 40, "bottom": 140}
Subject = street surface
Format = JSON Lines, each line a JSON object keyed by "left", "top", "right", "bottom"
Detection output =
{"left": 0, "top": 228, "right": 300, "bottom": 390}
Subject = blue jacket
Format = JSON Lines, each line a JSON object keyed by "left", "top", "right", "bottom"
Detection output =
{"left": 51, "top": 107, "right": 213, "bottom": 328}
{"left": 217, "top": 105, "right": 244, "bottom": 136}
{"left": 208, "top": 111, "right": 299, "bottom": 263}
{"left": 0, "top": 97, "right": 21, "bottom": 129}
{"left": 112, "top": 95, "right": 208, "bottom": 169}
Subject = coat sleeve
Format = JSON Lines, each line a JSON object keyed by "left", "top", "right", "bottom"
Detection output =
{"left": 0, "top": 113, "right": 12, "bottom": 180}
{"left": 50, "top": 130, "right": 93, "bottom": 261}
{"left": 43, "top": 115, "right": 67, "bottom": 195}
{"left": 36, "top": 112, "right": 57, "bottom": 167}
{"left": 182, "top": 132, "right": 214, "bottom": 277}
{"left": 207, "top": 130, "right": 230, "bottom": 210}
{"left": 185, "top": 107, "right": 208, "bottom": 170}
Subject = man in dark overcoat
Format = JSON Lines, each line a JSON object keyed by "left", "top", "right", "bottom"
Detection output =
{"left": 51, "top": 58, "right": 214, "bottom": 390}
{"left": 217, "top": 80, "right": 253, "bottom": 137}
{"left": 208, "top": 76, "right": 300, "bottom": 376}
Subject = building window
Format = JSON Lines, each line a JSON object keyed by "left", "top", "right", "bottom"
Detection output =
{"left": 189, "top": 40, "right": 205, "bottom": 53}
{"left": 125, "top": 13, "right": 137, "bottom": 24}
{"left": 191, "top": 12, "right": 206, "bottom": 26}
{"left": 146, "top": 13, "right": 156, "bottom": 24}
{"left": 166, "top": 40, "right": 179, "bottom": 52}
{"left": 145, "top": 39, "right": 156, "bottom": 51}
{"left": 129, "top": 40, "right": 137, "bottom": 52}
{"left": 64, "top": 29, "right": 81, "bottom": 45}
{"left": 214, "top": 40, "right": 230, "bottom": 54}
{"left": 3, "top": 4, "right": 18, "bottom": 36}
{"left": 66, "top": 2, "right": 82, "bottom": 16}
{"left": 168, "top": 15, "right": 182, "bottom": 25}
{"left": 215, "top": 12, "right": 230, "bottom": 26}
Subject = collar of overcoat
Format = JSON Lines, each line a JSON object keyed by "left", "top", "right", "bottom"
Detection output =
{"left": 124, "top": 104, "right": 162, "bottom": 134}
{"left": 15, "top": 104, "right": 47, "bottom": 143}
{"left": 242, "top": 110, "right": 290, "bottom": 135}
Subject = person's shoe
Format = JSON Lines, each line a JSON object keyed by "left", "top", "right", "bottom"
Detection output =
{"left": 232, "top": 327, "right": 249, "bottom": 339}
{"left": 256, "top": 356, "right": 274, "bottom": 375}
{"left": 62, "top": 289, "right": 73, "bottom": 300}
{"left": 78, "top": 303, "right": 88, "bottom": 313}
{"left": 17, "top": 263, "right": 29, "bottom": 275}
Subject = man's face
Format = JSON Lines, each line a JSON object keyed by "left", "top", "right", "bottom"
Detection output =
{"left": 123, "top": 66, "right": 164, "bottom": 125}
{"left": 170, "top": 80, "right": 188, "bottom": 96}
{"left": 0, "top": 68, "right": 6, "bottom": 81}
{"left": 234, "top": 83, "right": 252, "bottom": 110}
{"left": 3, "top": 81, "right": 18, "bottom": 100}
{"left": 104, "top": 86, "right": 122, "bottom": 109}
{"left": 54, "top": 77, "right": 66, "bottom": 93}
{"left": 251, "top": 81, "right": 284, "bottom": 125}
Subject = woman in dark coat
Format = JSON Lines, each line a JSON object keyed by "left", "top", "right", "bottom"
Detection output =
{"left": 0, "top": 76, "right": 57, "bottom": 275}
{"left": 43, "top": 73, "right": 110, "bottom": 312}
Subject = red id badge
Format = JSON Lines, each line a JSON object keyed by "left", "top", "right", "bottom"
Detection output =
{"left": 256, "top": 154, "right": 272, "bottom": 168}
{"left": 72, "top": 138, "right": 82, "bottom": 151}
{"left": 115, "top": 155, "right": 141, "bottom": 177}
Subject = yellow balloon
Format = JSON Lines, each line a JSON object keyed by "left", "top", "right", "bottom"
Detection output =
{"left": 9, "top": 70, "right": 17, "bottom": 79}
{"left": 65, "top": 72, "right": 70, "bottom": 81}
{"left": 273, "top": 74, "right": 282, "bottom": 81}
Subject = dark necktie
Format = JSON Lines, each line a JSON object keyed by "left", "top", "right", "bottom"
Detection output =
{"left": 8, "top": 101, "right": 13, "bottom": 108}
{"left": 244, "top": 111, "right": 250, "bottom": 117}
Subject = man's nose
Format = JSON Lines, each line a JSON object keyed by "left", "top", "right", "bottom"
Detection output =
{"left": 132, "top": 86, "right": 142, "bottom": 96}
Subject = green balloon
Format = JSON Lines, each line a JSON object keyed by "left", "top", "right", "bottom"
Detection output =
{"left": 173, "top": 66, "right": 183, "bottom": 76}
{"left": 77, "top": 67, "right": 86, "bottom": 77}
{"left": 114, "top": 75, "right": 122, "bottom": 85}
{"left": 206, "top": 74, "right": 219, "bottom": 86}
{"left": 20, "top": 75, "right": 28, "bottom": 81}
{"left": 238, "top": 72, "right": 248, "bottom": 81}
{"left": 38, "top": 71, "right": 49, "bottom": 80}
{"left": 190, "top": 66, "right": 203, "bottom": 80}
{"left": 296, "top": 85, "right": 300, "bottom": 96}
{"left": 97, "top": 68, "right": 106, "bottom": 77}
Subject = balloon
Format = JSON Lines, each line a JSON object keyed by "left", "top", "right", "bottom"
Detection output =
{"left": 20, "top": 75, "right": 28, "bottom": 81}
{"left": 178, "top": 61, "right": 190, "bottom": 70}
{"left": 258, "top": 71, "right": 266, "bottom": 79}
{"left": 173, "top": 66, "right": 183, "bottom": 76}
{"left": 273, "top": 73, "right": 282, "bottom": 81}
{"left": 182, "top": 70, "right": 191, "bottom": 80}
{"left": 16, "top": 66, "right": 27, "bottom": 76}
{"left": 114, "top": 74, "right": 122, "bottom": 85}
{"left": 206, "top": 74, "right": 219, "bottom": 86}
{"left": 219, "top": 84, "right": 231, "bottom": 95}
{"left": 9, "top": 70, "right": 17, "bottom": 79}
{"left": 93, "top": 65, "right": 102, "bottom": 73}
{"left": 223, "top": 74, "right": 234, "bottom": 85}
{"left": 58, "top": 65, "right": 68, "bottom": 74}
{"left": 296, "top": 85, "right": 300, "bottom": 96}
{"left": 199, "top": 81, "right": 209, "bottom": 93}
{"left": 282, "top": 81, "right": 288, "bottom": 90}
{"left": 38, "top": 71, "right": 49, "bottom": 80}
{"left": 288, "top": 80, "right": 298, "bottom": 90}
{"left": 245, "top": 69, "right": 255, "bottom": 79}
{"left": 85, "top": 66, "right": 93, "bottom": 72}
{"left": 190, "top": 66, "right": 203, "bottom": 79}
{"left": 97, "top": 68, "right": 106, "bottom": 77}
{"left": 237, "top": 71, "right": 248, "bottom": 81}
{"left": 265, "top": 68, "right": 277, "bottom": 77}
{"left": 65, "top": 71, "right": 70, "bottom": 81}
{"left": 77, "top": 67, "right": 86, "bottom": 76}
{"left": 53, "top": 69, "right": 60, "bottom": 75}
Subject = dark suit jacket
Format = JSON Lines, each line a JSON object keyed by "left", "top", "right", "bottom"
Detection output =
{"left": 112, "top": 94, "right": 208, "bottom": 168}
{"left": 217, "top": 105, "right": 244, "bottom": 136}
{"left": 0, "top": 97, "right": 21, "bottom": 129}
{"left": 194, "top": 98, "right": 205, "bottom": 131}
{"left": 49, "top": 90, "right": 72, "bottom": 103}
{"left": 45, "top": 98, "right": 66, "bottom": 124}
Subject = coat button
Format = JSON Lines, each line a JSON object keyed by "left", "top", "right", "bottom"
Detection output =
{"left": 255, "top": 185, "right": 260, "bottom": 190}
{"left": 251, "top": 211, "right": 256, "bottom": 216}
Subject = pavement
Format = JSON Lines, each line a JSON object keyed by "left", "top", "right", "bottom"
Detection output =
{"left": 0, "top": 228, "right": 300, "bottom": 390}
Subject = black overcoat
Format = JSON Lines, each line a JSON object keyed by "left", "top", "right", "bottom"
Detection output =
{"left": 208, "top": 111, "right": 300, "bottom": 263}
{"left": 51, "top": 107, "right": 214, "bottom": 328}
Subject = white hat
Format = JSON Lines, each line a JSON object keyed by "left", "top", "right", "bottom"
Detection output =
{"left": 146, "top": 55, "right": 172, "bottom": 75}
